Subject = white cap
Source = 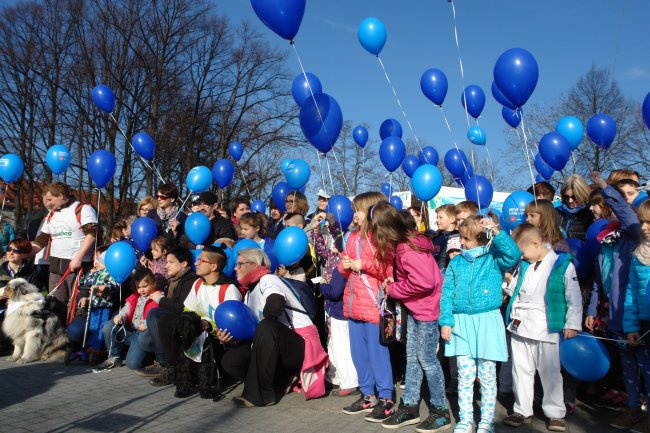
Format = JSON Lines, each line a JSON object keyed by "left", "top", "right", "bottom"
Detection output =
{"left": 316, "top": 189, "right": 331, "bottom": 199}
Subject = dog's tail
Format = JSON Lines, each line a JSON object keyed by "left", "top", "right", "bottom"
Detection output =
{"left": 40, "top": 317, "right": 68, "bottom": 361}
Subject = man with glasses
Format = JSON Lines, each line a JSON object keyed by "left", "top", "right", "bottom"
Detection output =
{"left": 147, "top": 183, "right": 187, "bottom": 242}
{"left": 181, "top": 192, "right": 236, "bottom": 249}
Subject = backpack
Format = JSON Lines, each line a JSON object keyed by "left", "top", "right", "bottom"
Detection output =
{"left": 277, "top": 276, "right": 317, "bottom": 320}
{"left": 192, "top": 279, "right": 230, "bottom": 303}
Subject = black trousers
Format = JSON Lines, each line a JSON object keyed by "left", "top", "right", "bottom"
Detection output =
{"left": 221, "top": 319, "right": 305, "bottom": 406}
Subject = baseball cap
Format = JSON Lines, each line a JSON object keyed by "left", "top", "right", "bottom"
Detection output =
{"left": 196, "top": 191, "right": 218, "bottom": 205}
{"left": 446, "top": 236, "right": 461, "bottom": 255}
{"left": 316, "top": 189, "right": 331, "bottom": 199}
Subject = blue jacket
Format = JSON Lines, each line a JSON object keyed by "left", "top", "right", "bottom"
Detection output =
{"left": 318, "top": 268, "right": 346, "bottom": 320}
{"left": 587, "top": 185, "right": 641, "bottom": 333}
{"left": 439, "top": 230, "right": 521, "bottom": 327}
{"left": 623, "top": 256, "right": 650, "bottom": 333}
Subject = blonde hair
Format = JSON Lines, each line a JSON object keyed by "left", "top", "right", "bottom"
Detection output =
{"left": 353, "top": 191, "right": 387, "bottom": 233}
{"left": 512, "top": 223, "right": 543, "bottom": 246}
{"left": 560, "top": 175, "right": 590, "bottom": 205}
{"left": 138, "top": 196, "right": 158, "bottom": 214}
{"left": 436, "top": 204, "right": 457, "bottom": 218}
{"left": 238, "top": 248, "right": 271, "bottom": 267}
{"left": 607, "top": 169, "right": 640, "bottom": 185}
{"left": 638, "top": 200, "right": 650, "bottom": 224}
{"left": 525, "top": 199, "right": 564, "bottom": 245}
{"left": 458, "top": 214, "right": 497, "bottom": 246}
{"left": 455, "top": 200, "right": 479, "bottom": 215}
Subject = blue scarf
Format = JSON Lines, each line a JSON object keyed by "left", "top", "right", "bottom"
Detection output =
{"left": 557, "top": 203, "right": 586, "bottom": 216}
{"left": 461, "top": 245, "right": 489, "bottom": 262}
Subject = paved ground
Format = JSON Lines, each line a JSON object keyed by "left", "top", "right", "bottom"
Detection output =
{"left": 0, "top": 358, "right": 621, "bottom": 433}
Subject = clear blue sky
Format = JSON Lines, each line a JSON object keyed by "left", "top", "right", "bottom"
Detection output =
{"left": 218, "top": 0, "right": 649, "bottom": 184}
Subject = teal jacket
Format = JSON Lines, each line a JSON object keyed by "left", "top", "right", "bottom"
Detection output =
{"left": 439, "top": 231, "right": 521, "bottom": 327}
{"left": 623, "top": 256, "right": 650, "bottom": 333}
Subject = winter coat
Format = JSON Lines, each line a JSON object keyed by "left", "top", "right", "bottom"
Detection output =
{"left": 318, "top": 268, "right": 346, "bottom": 320}
{"left": 557, "top": 205, "right": 594, "bottom": 241}
{"left": 146, "top": 208, "right": 187, "bottom": 242}
{"left": 388, "top": 234, "right": 443, "bottom": 322}
{"left": 120, "top": 292, "right": 160, "bottom": 324}
{"left": 157, "top": 269, "right": 199, "bottom": 314}
{"left": 429, "top": 230, "right": 459, "bottom": 272}
{"left": 623, "top": 256, "right": 650, "bottom": 333}
{"left": 0, "top": 261, "right": 40, "bottom": 289}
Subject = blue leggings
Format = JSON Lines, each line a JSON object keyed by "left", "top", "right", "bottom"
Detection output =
{"left": 456, "top": 355, "right": 497, "bottom": 426}
{"left": 348, "top": 320, "right": 394, "bottom": 400}
{"left": 620, "top": 344, "right": 650, "bottom": 408}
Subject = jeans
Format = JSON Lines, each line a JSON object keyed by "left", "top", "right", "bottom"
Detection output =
{"left": 145, "top": 307, "right": 175, "bottom": 365}
{"left": 101, "top": 320, "right": 151, "bottom": 370}
{"left": 402, "top": 315, "right": 447, "bottom": 408}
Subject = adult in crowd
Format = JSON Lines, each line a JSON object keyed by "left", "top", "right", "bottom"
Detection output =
{"left": 137, "top": 196, "right": 158, "bottom": 218}
{"left": 16, "top": 192, "right": 55, "bottom": 289}
{"left": 556, "top": 174, "right": 594, "bottom": 240}
{"left": 231, "top": 198, "right": 250, "bottom": 227}
{"left": 307, "top": 189, "right": 330, "bottom": 221}
{"left": 180, "top": 192, "right": 236, "bottom": 249}
{"left": 146, "top": 183, "right": 186, "bottom": 242}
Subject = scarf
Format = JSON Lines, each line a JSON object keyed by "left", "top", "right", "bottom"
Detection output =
{"left": 636, "top": 240, "right": 650, "bottom": 266}
{"left": 557, "top": 203, "right": 586, "bottom": 216}
{"left": 460, "top": 245, "right": 489, "bottom": 262}
{"left": 157, "top": 205, "right": 179, "bottom": 231}
{"left": 167, "top": 267, "right": 190, "bottom": 299}
{"left": 238, "top": 266, "right": 271, "bottom": 292}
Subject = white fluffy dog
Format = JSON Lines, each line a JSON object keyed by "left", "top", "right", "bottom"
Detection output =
{"left": 0, "top": 278, "right": 67, "bottom": 363}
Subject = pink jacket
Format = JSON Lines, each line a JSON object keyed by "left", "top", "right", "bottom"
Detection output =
{"left": 121, "top": 291, "right": 160, "bottom": 324}
{"left": 338, "top": 231, "right": 393, "bottom": 324}
{"left": 387, "top": 234, "right": 443, "bottom": 322}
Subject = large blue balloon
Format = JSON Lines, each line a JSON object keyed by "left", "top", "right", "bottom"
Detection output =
{"left": 46, "top": 145, "right": 71, "bottom": 175}
{"left": 379, "top": 118, "right": 403, "bottom": 140}
{"left": 465, "top": 175, "right": 493, "bottom": 209}
{"left": 586, "top": 114, "right": 617, "bottom": 149}
{"left": 402, "top": 155, "right": 419, "bottom": 178}
{"left": 556, "top": 116, "right": 583, "bottom": 150}
{"left": 214, "top": 300, "right": 258, "bottom": 340}
{"left": 467, "top": 126, "right": 486, "bottom": 146}
{"left": 418, "top": 146, "right": 439, "bottom": 166}
{"left": 274, "top": 226, "right": 308, "bottom": 266}
{"left": 132, "top": 131, "right": 155, "bottom": 161}
{"left": 250, "top": 0, "right": 305, "bottom": 41}
{"left": 131, "top": 217, "right": 157, "bottom": 251}
{"left": 285, "top": 159, "right": 311, "bottom": 189}
{"left": 212, "top": 159, "right": 235, "bottom": 189}
{"left": 643, "top": 93, "right": 650, "bottom": 129}
{"left": 185, "top": 212, "right": 211, "bottom": 245}
{"left": 411, "top": 164, "right": 443, "bottom": 202}
{"left": 461, "top": 85, "right": 486, "bottom": 119}
{"left": 560, "top": 333, "right": 610, "bottom": 382}
{"left": 491, "top": 81, "right": 517, "bottom": 110}
{"left": 379, "top": 136, "right": 406, "bottom": 172}
{"left": 420, "top": 68, "right": 448, "bottom": 106}
{"left": 353, "top": 125, "right": 368, "bottom": 148}
{"left": 0, "top": 154, "right": 24, "bottom": 183}
{"left": 390, "top": 195, "right": 403, "bottom": 210}
{"left": 88, "top": 150, "right": 116, "bottom": 188}
{"left": 357, "top": 17, "right": 386, "bottom": 55}
{"left": 444, "top": 149, "right": 472, "bottom": 179}
{"left": 502, "top": 107, "right": 521, "bottom": 129}
{"left": 228, "top": 142, "right": 244, "bottom": 162}
{"left": 91, "top": 84, "right": 115, "bottom": 113}
{"left": 501, "top": 191, "right": 535, "bottom": 232}
{"left": 493, "top": 48, "right": 539, "bottom": 108}
{"left": 186, "top": 166, "right": 212, "bottom": 193}
{"left": 272, "top": 181, "right": 290, "bottom": 212}
{"left": 326, "top": 195, "right": 354, "bottom": 230}
{"left": 251, "top": 199, "right": 266, "bottom": 213}
{"left": 539, "top": 132, "right": 570, "bottom": 171}
{"left": 105, "top": 241, "right": 136, "bottom": 283}
{"left": 299, "top": 93, "right": 343, "bottom": 154}
{"left": 292, "top": 72, "right": 322, "bottom": 107}
{"left": 534, "top": 153, "right": 554, "bottom": 181}
{"left": 381, "top": 182, "right": 393, "bottom": 197}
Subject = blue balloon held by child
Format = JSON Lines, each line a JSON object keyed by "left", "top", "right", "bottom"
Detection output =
{"left": 214, "top": 300, "right": 259, "bottom": 341}
{"left": 560, "top": 333, "right": 610, "bottom": 382}
{"left": 131, "top": 217, "right": 157, "bottom": 251}
{"left": 274, "top": 226, "right": 308, "bottom": 266}
{"left": 105, "top": 241, "right": 137, "bottom": 283}
{"left": 501, "top": 191, "right": 535, "bottom": 232}
{"left": 326, "top": 195, "right": 354, "bottom": 230}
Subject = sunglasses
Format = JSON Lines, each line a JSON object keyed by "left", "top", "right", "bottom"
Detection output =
{"left": 156, "top": 194, "right": 171, "bottom": 200}
{"left": 7, "top": 247, "right": 28, "bottom": 254}
{"left": 562, "top": 194, "right": 577, "bottom": 201}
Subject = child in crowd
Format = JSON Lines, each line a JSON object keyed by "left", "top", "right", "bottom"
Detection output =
{"left": 339, "top": 192, "right": 395, "bottom": 422}
{"left": 440, "top": 214, "right": 521, "bottom": 433}
{"left": 525, "top": 200, "right": 570, "bottom": 252}
{"left": 408, "top": 206, "right": 426, "bottom": 232}
{"left": 454, "top": 201, "right": 479, "bottom": 227}
{"left": 100, "top": 268, "right": 161, "bottom": 369}
{"left": 238, "top": 212, "right": 275, "bottom": 269}
{"left": 617, "top": 179, "right": 641, "bottom": 207}
{"left": 589, "top": 190, "right": 614, "bottom": 220}
{"left": 504, "top": 224, "right": 582, "bottom": 432}
{"left": 367, "top": 201, "right": 451, "bottom": 432}
{"left": 284, "top": 212, "right": 316, "bottom": 280}
{"left": 431, "top": 204, "right": 460, "bottom": 272}
{"left": 140, "top": 236, "right": 171, "bottom": 294}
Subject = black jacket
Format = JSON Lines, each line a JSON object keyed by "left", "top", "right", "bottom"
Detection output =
{"left": 157, "top": 269, "right": 198, "bottom": 314}
{"left": 557, "top": 207, "right": 594, "bottom": 241}
{"left": 15, "top": 207, "right": 48, "bottom": 241}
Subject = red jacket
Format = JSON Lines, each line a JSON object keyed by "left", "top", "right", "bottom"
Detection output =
{"left": 338, "top": 231, "right": 393, "bottom": 324}
{"left": 122, "top": 291, "right": 160, "bottom": 324}
{"left": 387, "top": 234, "right": 443, "bottom": 322}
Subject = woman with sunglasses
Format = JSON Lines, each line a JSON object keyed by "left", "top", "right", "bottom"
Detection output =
{"left": 556, "top": 174, "right": 594, "bottom": 240}
{"left": 146, "top": 183, "right": 187, "bottom": 242}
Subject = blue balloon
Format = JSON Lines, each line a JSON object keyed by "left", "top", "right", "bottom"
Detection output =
{"left": 132, "top": 131, "right": 155, "bottom": 161}
{"left": 214, "top": 300, "right": 258, "bottom": 340}
{"left": 285, "top": 159, "right": 311, "bottom": 189}
{"left": 560, "top": 333, "right": 610, "bottom": 382}
{"left": 402, "top": 155, "right": 420, "bottom": 178}
{"left": 212, "top": 159, "right": 235, "bottom": 189}
{"left": 467, "top": 126, "right": 486, "bottom": 146}
{"left": 0, "top": 154, "right": 24, "bottom": 183}
{"left": 234, "top": 239, "right": 261, "bottom": 256}
{"left": 280, "top": 159, "right": 293, "bottom": 173}
{"left": 250, "top": 0, "right": 305, "bottom": 41}
{"left": 105, "top": 241, "right": 136, "bottom": 283}
{"left": 46, "top": 145, "right": 71, "bottom": 175}
{"left": 185, "top": 212, "right": 211, "bottom": 245}
{"left": 272, "top": 182, "right": 290, "bottom": 212}
{"left": 357, "top": 17, "right": 386, "bottom": 55}
{"left": 556, "top": 116, "right": 584, "bottom": 150}
{"left": 91, "top": 84, "right": 115, "bottom": 113}
{"left": 491, "top": 80, "right": 517, "bottom": 110}
{"left": 228, "top": 141, "right": 244, "bottom": 161}
{"left": 461, "top": 85, "right": 486, "bottom": 119}
{"left": 379, "top": 136, "right": 406, "bottom": 172}
{"left": 643, "top": 93, "right": 650, "bottom": 129}
{"left": 274, "top": 226, "right": 308, "bottom": 266}
{"left": 585, "top": 219, "right": 610, "bottom": 259}
{"left": 379, "top": 118, "right": 403, "bottom": 140}
{"left": 539, "top": 132, "right": 570, "bottom": 171}
{"left": 186, "top": 166, "right": 212, "bottom": 193}
{"left": 534, "top": 153, "right": 555, "bottom": 181}
{"left": 292, "top": 72, "right": 322, "bottom": 107}
{"left": 411, "top": 164, "right": 443, "bottom": 202}
{"left": 502, "top": 107, "right": 521, "bottom": 128}
{"left": 444, "top": 149, "right": 472, "bottom": 179}
{"left": 88, "top": 150, "right": 116, "bottom": 188}
{"left": 326, "top": 195, "right": 354, "bottom": 230}
{"left": 454, "top": 175, "right": 467, "bottom": 188}
{"left": 464, "top": 175, "right": 493, "bottom": 209}
{"left": 131, "top": 217, "right": 157, "bottom": 251}
{"left": 586, "top": 114, "right": 617, "bottom": 149}
{"left": 420, "top": 68, "right": 448, "bottom": 106}
{"left": 381, "top": 182, "right": 393, "bottom": 197}
{"left": 501, "top": 191, "right": 535, "bottom": 232}
{"left": 390, "top": 195, "right": 403, "bottom": 210}
{"left": 535, "top": 174, "right": 545, "bottom": 184}
{"left": 299, "top": 93, "right": 343, "bottom": 154}
{"left": 493, "top": 48, "right": 539, "bottom": 108}
{"left": 418, "top": 146, "right": 439, "bottom": 166}
{"left": 251, "top": 199, "right": 266, "bottom": 213}
{"left": 353, "top": 125, "right": 369, "bottom": 148}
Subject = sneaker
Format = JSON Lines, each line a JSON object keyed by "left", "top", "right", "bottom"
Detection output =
{"left": 452, "top": 421, "right": 473, "bottom": 433}
{"left": 477, "top": 422, "right": 494, "bottom": 433}
{"left": 365, "top": 399, "right": 395, "bottom": 423}
{"left": 342, "top": 394, "right": 378, "bottom": 415}
{"left": 149, "top": 366, "right": 175, "bottom": 387}
{"left": 382, "top": 399, "right": 420, "bottom": 429}
{"left": 610, "top": 407, "right": 646, "bottom": 430}
{"left": 331, "top": 387, "right": 361, "bottom": 397}
{"left": 503, "top": 413, "right": 534, "bottom": 427}
{"left": 134, "top": 361, "right": 165, "bottom": 377}
{"left": 546, "top": 418, "right": 567, "bottom": 432}
{"left": 97, "top": 357, "right": 121, "bottom": 369}
{"left": 630, "top": 417, "right": 650, "bottom": 433}
{"left": 415, "top": 406, "right": 452, "bottom": 433}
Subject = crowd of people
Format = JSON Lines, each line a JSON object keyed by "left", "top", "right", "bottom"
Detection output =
{"left": 0, "top": 169, "right": 649, "bottom": 433}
